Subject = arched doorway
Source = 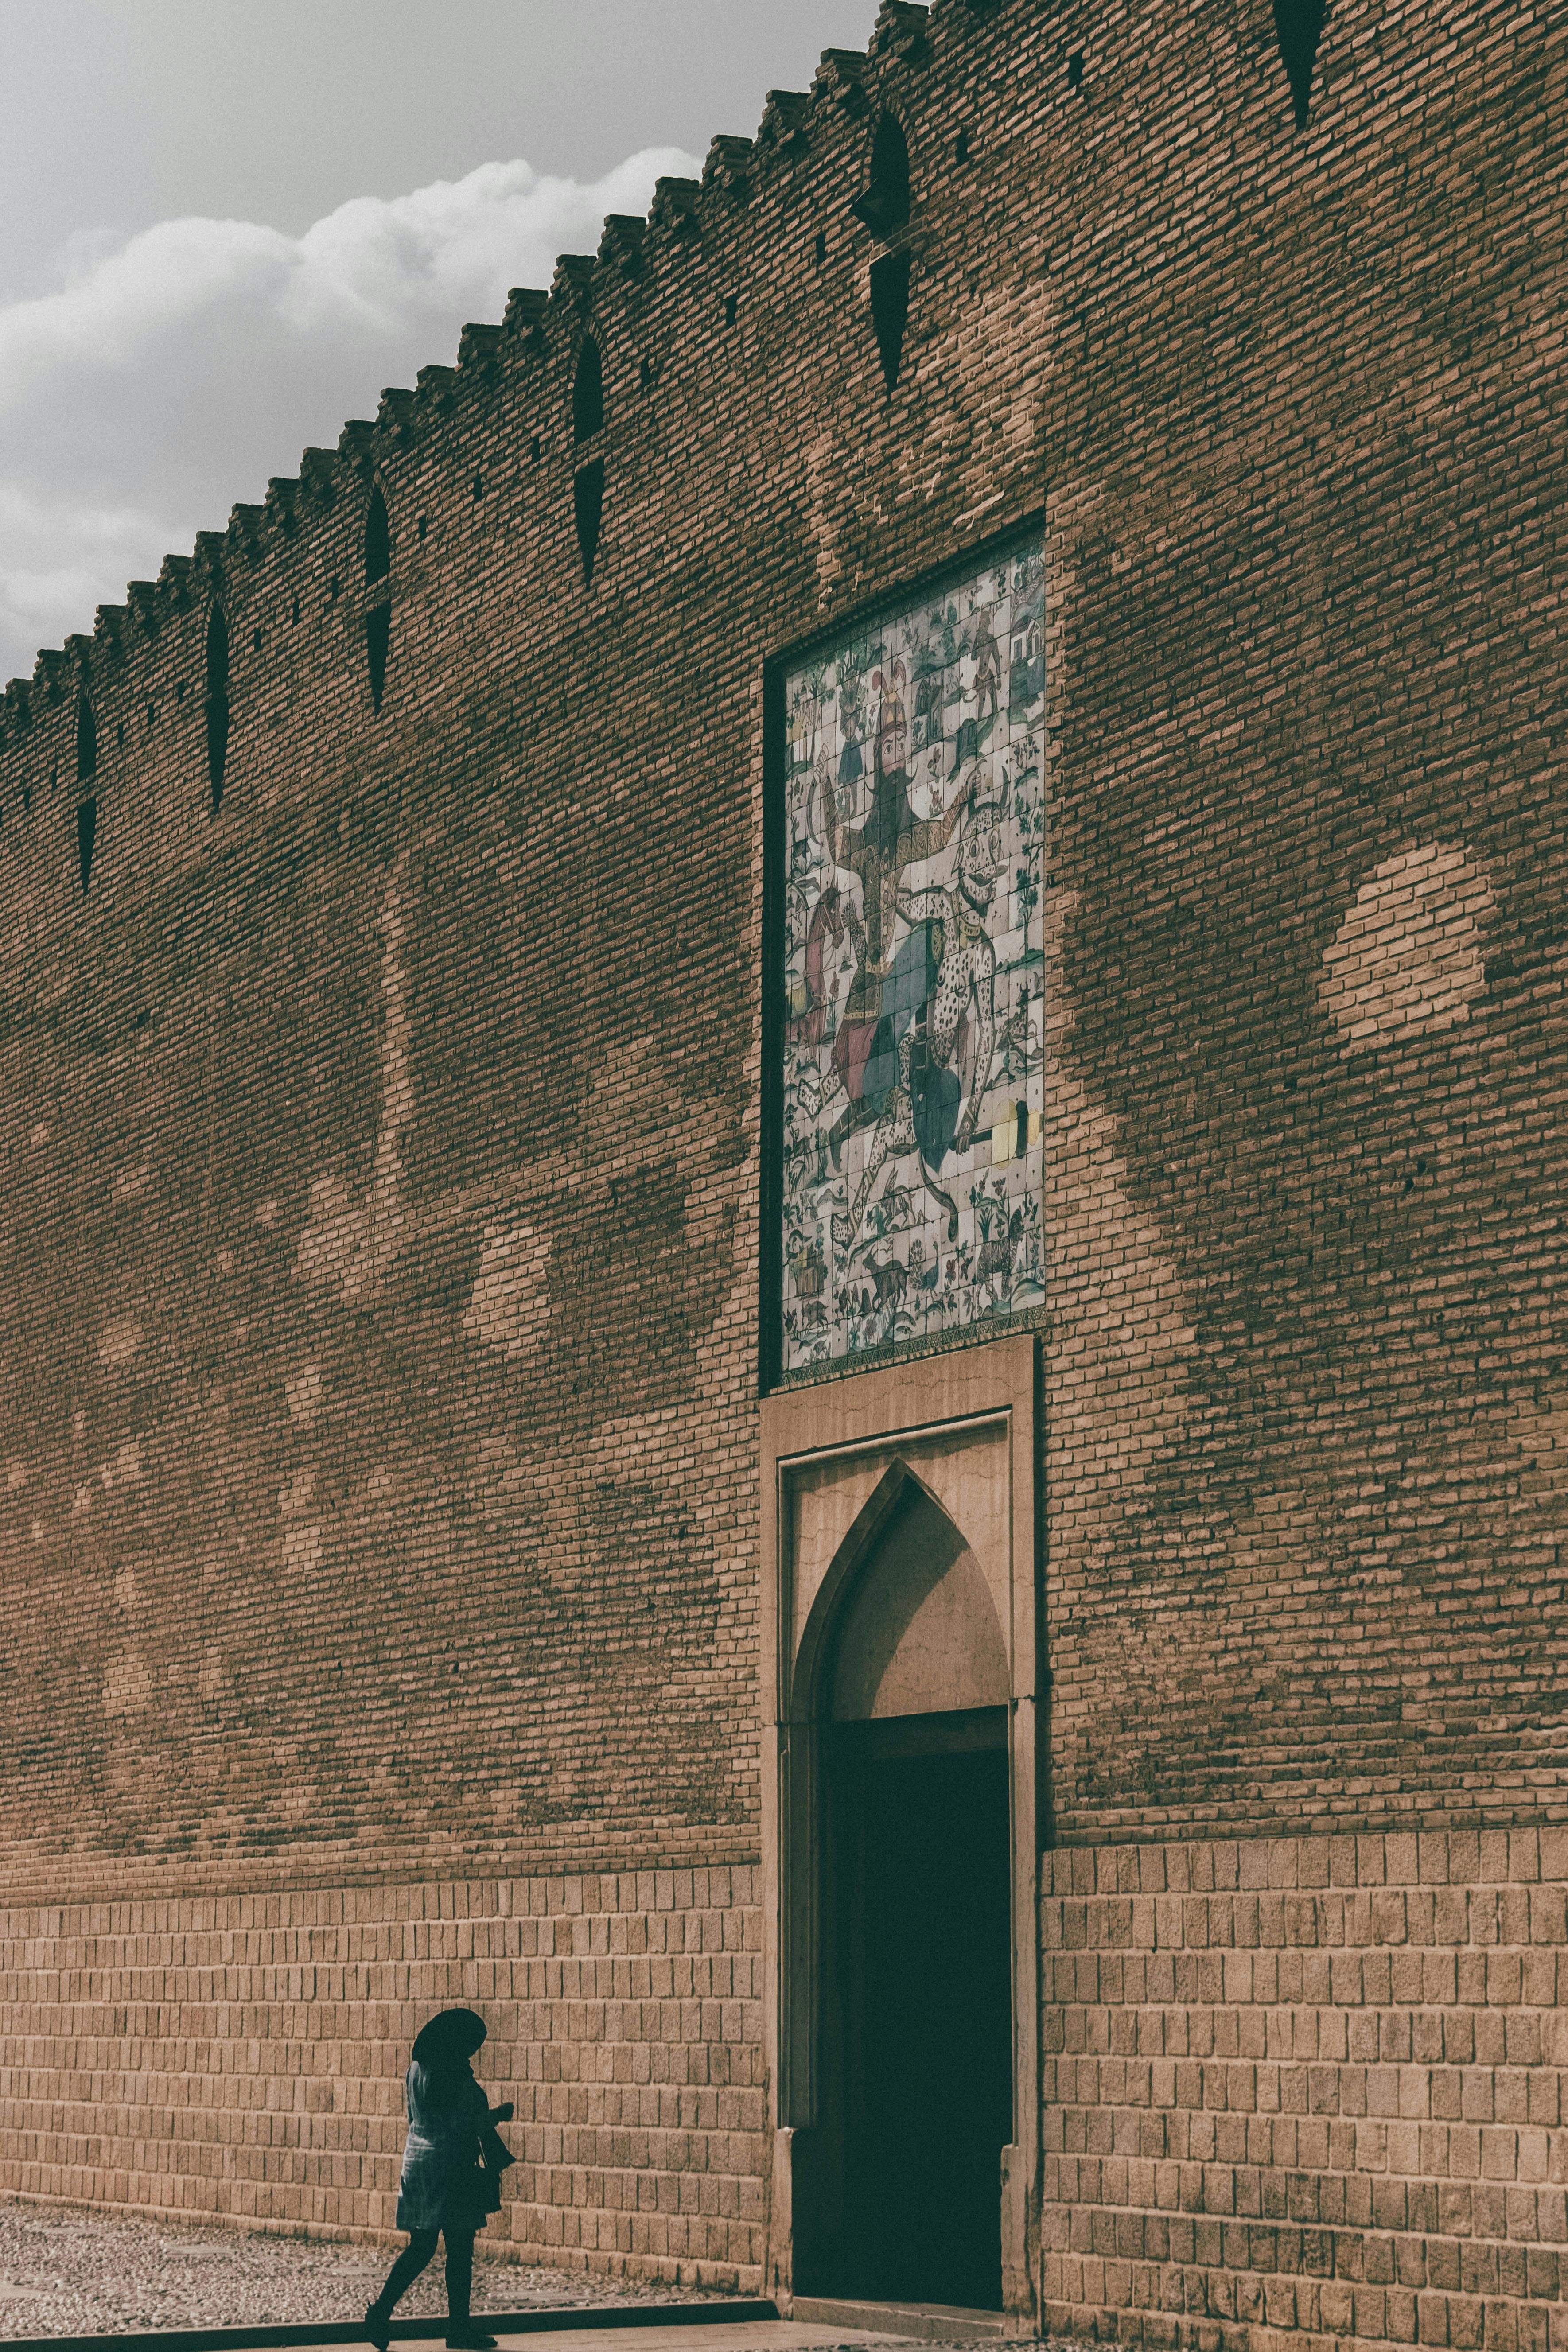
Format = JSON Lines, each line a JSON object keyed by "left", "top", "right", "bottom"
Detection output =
{"left": 794, "top": 1466, "right": 1014, "bottom": 2310}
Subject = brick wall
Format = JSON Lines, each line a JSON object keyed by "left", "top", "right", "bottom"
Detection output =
{"left": 0, "top": 0, "right": 1555, "bottom": 1874}
{"left": 1038, "top": 0, "right": 1568, "bottom": 1841}
{"left": 0, "top": 0, "right": 1562, "bottom": 2329}
{"left": 0, "top": 1868, "right": 765, "bottom": 2283}
{"left": 1042, "top": 1834, "right": 1568, "bottom": 2352}
{"left": 0, "top": 0, "right": 1051, "bottom": 1894}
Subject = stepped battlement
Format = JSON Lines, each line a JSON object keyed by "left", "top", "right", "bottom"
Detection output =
{"left": 0, "top": 0, "right": 1351, "bottom": 937}
{"left": 0, "top": 0, "right": 1004, "bottom": 742}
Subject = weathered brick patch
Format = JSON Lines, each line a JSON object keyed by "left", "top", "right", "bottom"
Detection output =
{"left": 0, "top": 1869, "right": 765, "bottom": 2289}
{"left": 1041, "top": 1833, "right": 1568, "bottom": 2352}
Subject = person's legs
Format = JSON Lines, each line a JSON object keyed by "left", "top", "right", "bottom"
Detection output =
{"left": 444, "top": 2228, "right": 475, "bottom": 2321}
{"left": 441, "top": 2228, "right": 496, "bottom": 2348}
{"left": 379, "top": 2226, "right": 440, "bottom": 2306}
{"left": 366, "top": 2228, "right": 438, "bottom": 2346}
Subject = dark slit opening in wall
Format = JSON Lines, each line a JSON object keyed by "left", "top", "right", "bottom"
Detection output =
{"left": 364, "top": 485, "right": 390, "bottom": 583}
{"left": 852, "top": 113, "right": 910, "bottom": 239}
{"left": 574, "top": 459, "right": 604, "bottom": 584}
{"left": 573, "top": 338, "right": 603, "bottom": 442}
{"left": 1273, "top": 0, "right": 1327, "bottom": 126}
{"left": 206, "top": 604, "right": 230, "bottom": 812}
{"left": 869, "top": 249, "right": 911, "bottom": 392}
{"left": 366, "top": 603, "right": 391, "bottom": 714}
{"left": 76, "top": 798, "right": 96, "bottom": 894}
{"left": 76, "top": 694, "right": 97, "bottom": 783}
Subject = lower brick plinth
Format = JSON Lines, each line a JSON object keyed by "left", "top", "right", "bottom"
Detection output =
{"left": 0, "top": 1865, "right": 766, "bottom": 2289}
{"left": 1040, "top": 1830, "right": 1568, "bottom": 2352}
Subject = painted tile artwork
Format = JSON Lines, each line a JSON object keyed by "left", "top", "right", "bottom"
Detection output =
{"left": 779, "top": 540, "right": 1045, "bottom": 1370}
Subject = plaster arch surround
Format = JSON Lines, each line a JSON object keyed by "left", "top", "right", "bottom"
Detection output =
{"left": 829, "top": 1476, "right": 1009, "bottom": 1722}
{"left": 759, "top": 1335, "right": 1041, "bottom": 2321}
{"left": 782, "top": 1419, "right": 1015, "bottom": 1713}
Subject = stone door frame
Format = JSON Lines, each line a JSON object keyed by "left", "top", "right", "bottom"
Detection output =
{"left": 759, "top": 1333, "right": 1042, "bottom": 2321}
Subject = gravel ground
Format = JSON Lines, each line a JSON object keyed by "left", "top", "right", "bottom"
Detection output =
{"left": 0, "top": 2195, "right": 721, "bottom": 2339}
{"left": 0, "top": 2194, "right": 1092, "bottom": 2352}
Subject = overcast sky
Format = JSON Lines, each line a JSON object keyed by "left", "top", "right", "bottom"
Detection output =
{"left": 0, "top": 0, "right": 881, "bottom": 683}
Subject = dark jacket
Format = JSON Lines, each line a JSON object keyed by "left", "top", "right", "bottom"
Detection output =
{"left": 395, "top": 2058, "right": 512, "bottom": 2233}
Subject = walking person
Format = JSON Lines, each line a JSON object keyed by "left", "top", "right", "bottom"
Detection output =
{"left": 365, "top": 2006, "right": 514, "bottom": 2352}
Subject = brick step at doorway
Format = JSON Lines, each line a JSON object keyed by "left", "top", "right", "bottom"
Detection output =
{"left": 785, "top": 2298, "right": 1029, "bottom": 2344}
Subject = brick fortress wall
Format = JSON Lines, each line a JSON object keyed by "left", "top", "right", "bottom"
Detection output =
{"left": 0, "top": 0, "right": 1563, "bottom": 2330}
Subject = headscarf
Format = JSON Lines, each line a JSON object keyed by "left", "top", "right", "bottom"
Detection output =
{"left": 411, "top": 2007, "right": 486, "bottom": 2067}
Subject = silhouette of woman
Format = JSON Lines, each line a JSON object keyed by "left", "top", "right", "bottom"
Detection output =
{"left": 365, "top": 2007, "right": 514, "bottom": 2352}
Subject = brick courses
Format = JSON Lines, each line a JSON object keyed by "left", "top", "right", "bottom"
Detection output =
{"left": 0, "top": 0, "right": 1563, "bottom": 2339}
{"left": 0, "top": 1870, "right": 765, "bottom": 2285}
{"left": 1041, "top": 1835, "right": 1568, "bottom": 2352}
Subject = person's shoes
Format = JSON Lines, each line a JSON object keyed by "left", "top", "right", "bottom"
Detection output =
{"left": 444, "top": 2332, "right": 498, "bottom": 2350}
{"left": 364, "top": 2304, "right": 392, "bottom": 2352}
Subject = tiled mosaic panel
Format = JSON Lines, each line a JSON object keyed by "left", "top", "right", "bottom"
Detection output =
{"left": 780, "top": 543, "right": 1045, "bottom": 1369}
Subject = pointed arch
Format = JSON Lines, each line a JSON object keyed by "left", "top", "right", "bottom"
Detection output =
{"left": 790, "top": 1455, "right": 917, "bottom": 1723}
{"left": 790, "top": 1455, "right": 1003, "bottom": 1726}
{"left": 774, "top": 1436, "right": 1019, "bottom": 2165}
{"left": 763, "top": 1349, "right": 1042, "bottom": 2265}
{"left": 205, "top": 603, "right": 230, "bottom": 812}
{"left": 573, "top": 337, "right": 604, "bottom": 442}
{"left": 835, "top": 1489, "right": 1007, "bottom": 1720}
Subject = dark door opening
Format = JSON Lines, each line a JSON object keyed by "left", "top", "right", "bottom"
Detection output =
{"left": 823, "top": 1710, "right": 1012, "bottom": 2310}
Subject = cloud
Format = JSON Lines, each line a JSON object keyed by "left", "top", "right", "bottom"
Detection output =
{"left": 0, "top": 149, "right": 700, "bottom": 682}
